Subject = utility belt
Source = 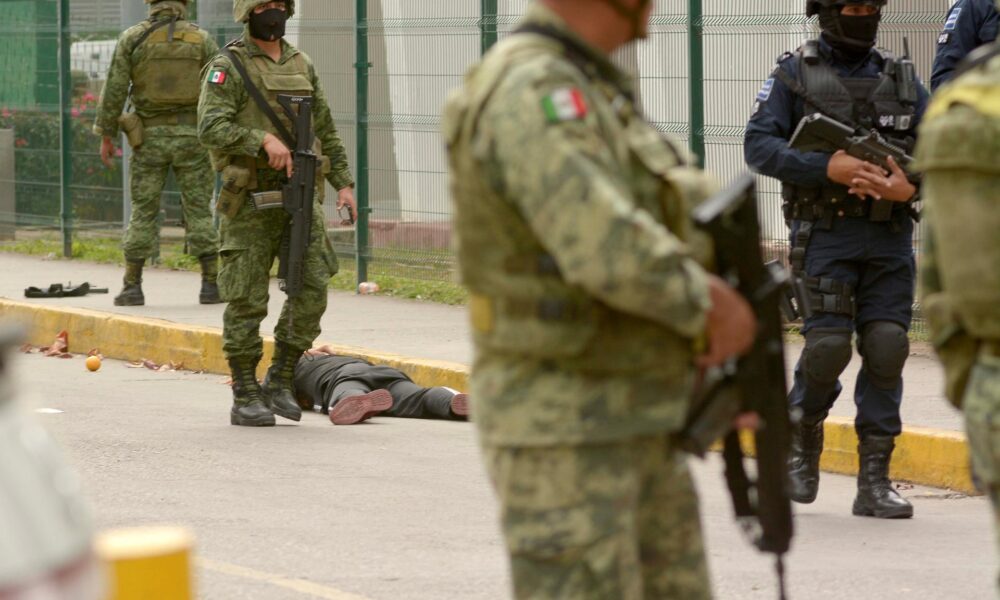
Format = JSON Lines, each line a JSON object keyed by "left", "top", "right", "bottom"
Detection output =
{"left": 143, "top": 111, "right": 198, "bottom": 127}
{"left": 781, "top": 185, "right": 915, "bottom": 225}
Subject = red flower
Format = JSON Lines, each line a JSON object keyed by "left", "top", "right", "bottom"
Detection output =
{"left": 82, "top": 92, "right": 96, "bottom": 104}
{"left": 15, "top": 138, "right": 27, "bottom": 148}
{"left": 1, "top": 107, "right": 9, "bottom": 119}
{"left": 70, "top": 107, "right": 80, "bottom": 117}
{"left": 114, "top": 148, "right": 123, "bottom": 157}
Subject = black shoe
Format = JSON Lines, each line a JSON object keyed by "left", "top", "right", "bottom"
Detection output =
{"left": 788, "top": 410, "right": 827, "bottom": 504}
{"left": 114, "top": 283, "right": 145, "bottom": 306}
{"left": 262, "top": 342, "right": 304, "bottom": 422}
{"left": 230, "top": 399, "right": 276, "bottom": 427}
{"left": 199, "top": 280, "right": 223, "bottom": 305}
{"left": 852, "top": 434, "right": 914, "bottom": 519}
{"left": 229, "top": 357, "right": 275, "bottom": 427}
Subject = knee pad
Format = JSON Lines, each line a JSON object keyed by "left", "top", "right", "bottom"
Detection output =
{"left": 802, "top": 327, "right": 853, "bottom": 387}
{"left": 859, "top": 321, "right": 909, "bottom": 390}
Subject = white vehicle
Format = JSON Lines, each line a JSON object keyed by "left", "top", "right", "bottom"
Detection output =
{"left": 0, "top": 327, "right": 102, "bottom": 600}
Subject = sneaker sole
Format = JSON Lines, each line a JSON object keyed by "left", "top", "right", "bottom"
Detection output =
{"left": 450, "top": 393, "right": 469, "bottom": 417}
{"left": 230, "top": 411, "right": 276, "bottom": 427}
{"left": 329, "top": 390, "right": 393, "bottom": 425}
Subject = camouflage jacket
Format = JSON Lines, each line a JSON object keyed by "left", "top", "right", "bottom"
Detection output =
{"left": 93, "top": 1, "right": 217, "bottom": 138}
{"left": 197, "top": 30, "right": 354, "bottom": 192}
{"left": 916, "top": 46, "right": 1000, "bottom": 405}
{"left": 444, "top": 4, "right": 713, "bottom": 446}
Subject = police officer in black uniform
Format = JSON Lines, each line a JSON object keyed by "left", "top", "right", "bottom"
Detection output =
{"left": 745, "top": 0, "right": 930, "bottom": 519}
{"left": 931, "top": 0, "right": 999, "bottom": 91}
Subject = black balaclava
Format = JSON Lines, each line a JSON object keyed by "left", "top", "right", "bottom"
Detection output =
{"left": 819, "top": 7, "right": 881, "bottom": 61}
{"left": 248, "top": 7, "right": 288, "bottom": 41}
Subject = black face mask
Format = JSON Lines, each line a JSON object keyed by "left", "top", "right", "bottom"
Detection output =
{"left": 819, "top": 10, "right": 881, "bottom": 60}
{"left": 249, "top": 8, "right": 287, "bottom": 42}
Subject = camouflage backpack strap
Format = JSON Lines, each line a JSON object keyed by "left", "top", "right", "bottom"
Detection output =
{"left": 129, "top": 16, "right": 178, "bottom": 57}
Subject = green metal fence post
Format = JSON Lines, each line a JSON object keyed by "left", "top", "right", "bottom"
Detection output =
{"left": 58, "top": 0, "right": 73, "bottom": 257}
{"left": 355, "top": 0, "right": 371, "bottom": 288}
{"left": 687, "top": 0, "right": 706, "bottom": 168}
{"left": 481, "top": 0, "right": 498, "bottom": 54}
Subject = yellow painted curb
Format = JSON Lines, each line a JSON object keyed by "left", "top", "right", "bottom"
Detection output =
{"left": 0, "top": 298, "right": 468, "bottom": 392}
{"left": 1, "top": 298, "right": 973, "bottom": 493}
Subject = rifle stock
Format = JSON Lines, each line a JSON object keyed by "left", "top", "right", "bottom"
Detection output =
{"left": 276, "top": 94, "right": 318, "bottom": 299}
{"left": 686, "top": 173, "right": 794, "bottom": 567}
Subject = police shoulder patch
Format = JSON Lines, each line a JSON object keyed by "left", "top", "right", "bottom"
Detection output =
{"left": 541, "top": 88, "right": 588, "bottom": 123}
{"left": 939, "top": 32, "right": 952, "bottom": 45}
{"left": 757, "top": 78, "right": 775, "bottom": 103}
{"left": 944, "top": 7, "right": 962, "bottom": 31}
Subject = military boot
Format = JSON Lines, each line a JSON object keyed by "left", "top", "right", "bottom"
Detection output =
{"left": 852, "top": 434, "right": 914, "bottom": 519}
{"left": 788, "top": 410, "right": 827, "bottom": 504}
{"left": 261, "top": 342, "right": 303, "bottom": 422}
{"left": 229, "top": 357, "right": 275, "bottom": 427}
{"left": 199, "top": 253, "right": 223, "bottom": 305}
{"left": 114, "top": 259, "right": 145, "bottom": 306}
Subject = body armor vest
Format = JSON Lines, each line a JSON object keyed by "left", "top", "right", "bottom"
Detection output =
{"left": 211, "top": 40, "right": 327, "bottom": 192}
{"left": 783, "top": 42, "right": 918, "bottom": 216}
{"left": 445, "top": 34, "right": 713, "bottom": 375}
{"left": 131, "top": 18, "right": 206, "bottom": 115}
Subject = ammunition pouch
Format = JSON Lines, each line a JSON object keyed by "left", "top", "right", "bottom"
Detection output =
{"left": 118, "top": 112, "right": 145, "bottom": 149}
{"left": 217, "top": 164, "right": 251, "bottom": 218}
{"left": 249, "top": 191, "right": 284, "bottom": 211}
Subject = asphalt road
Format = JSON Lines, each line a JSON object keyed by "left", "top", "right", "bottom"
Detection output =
{"left": 9, "top": 352, "right": 996, "bottom": 600}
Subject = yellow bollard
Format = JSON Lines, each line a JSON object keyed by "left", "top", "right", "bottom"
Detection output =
{"left": 95, "top": 526, "right": 196, "bottom": 600}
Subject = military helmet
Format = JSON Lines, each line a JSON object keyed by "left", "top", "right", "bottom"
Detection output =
{"left": 806, "top": 0, "right": 887, "bottom": 18}
{"left": 233, "top": 0, "right": 294, "bottom": 23}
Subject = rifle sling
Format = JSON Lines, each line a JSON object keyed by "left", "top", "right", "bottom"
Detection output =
{"left": 771, "top": 65, "right": 862, "bottom": 131}
{"left": 221, "top": 47, "right": 297, "bottom": 149}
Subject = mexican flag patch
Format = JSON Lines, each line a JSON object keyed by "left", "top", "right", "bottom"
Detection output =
{"left": 541, "top": 88, "right": 588, "bottom": 123}
{"left": 209, "top": 69, "right": 227, "bottom": 85}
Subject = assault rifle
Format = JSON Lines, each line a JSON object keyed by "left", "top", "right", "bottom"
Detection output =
{"left": 276, "top": 94, "right": 317, "bottom": 299}
{"left": 789, "top": 113, "right": 916, "bottom": 222}
{"left": 684, "top": 173, "right": 794, "bottom": 599}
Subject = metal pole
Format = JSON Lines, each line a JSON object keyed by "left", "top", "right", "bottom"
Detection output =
{"left": 354, "top": 0, "right": 371, "bottom": 287}
{"left": 687, "top": 0, "right": 706, "bottom": 167}
{"left": 58, "top": 0, "right": 73, "bottom": 257}
{"left": 481, "top": 0, "right": 498, "bottom": 54}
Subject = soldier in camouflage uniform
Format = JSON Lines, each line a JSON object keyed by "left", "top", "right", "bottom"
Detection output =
{"left": 94, "top": 0, "right": 221, "bottom": 306}
{"left": 917, "top": 11, "right": 1000, "bottom": 586}
{"left": 198, "top": 0, "right": 356, "bottom": 427}
{"left": 444, "top": 1, "right": 757, "bottom": 597}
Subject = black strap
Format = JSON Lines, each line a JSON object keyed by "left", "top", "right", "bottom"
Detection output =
{"left": 130, "top": 16, "right": 178, "bottom": 57}
{"left": 772, "top": 62, "right": 862, "bottom": 131}
{"left": 221, "top": 46, "right": 296, "bottom": 147}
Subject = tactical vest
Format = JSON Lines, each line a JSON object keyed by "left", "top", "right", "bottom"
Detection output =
{"left": 444, "top": 34, "right": 713, "bottom": 376}
{"left": 782, "top": 42, "right": 918, "bottom": 217}
{"left": 916, "top": 49, "right": 1000, "bottom": 341}
{"left": 211, "top": 41, "right": 327, "bottom": 192}
{"left": 131, "top": 17, "right": 206, "bottom": 118}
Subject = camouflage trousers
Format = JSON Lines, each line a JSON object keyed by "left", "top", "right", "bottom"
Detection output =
{"left": 218, "top": 198, "right": 338, "bottom": 361}
{"left": 123, "top": 126, "right": 219, "bottom": 261}
{"left": 482, "top": 435, "right": 711, "bottom": 600}
{"left": 962, "top": 349, "right": 1000, "bottom": 588}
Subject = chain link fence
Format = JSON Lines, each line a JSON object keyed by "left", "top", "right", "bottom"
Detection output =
{"left": 1, "top": 0, "right": 951, "bottom": 321}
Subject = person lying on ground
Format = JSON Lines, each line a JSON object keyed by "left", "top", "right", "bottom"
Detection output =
{"left": 293, "top": 345, "right": 470, "bottom": 425}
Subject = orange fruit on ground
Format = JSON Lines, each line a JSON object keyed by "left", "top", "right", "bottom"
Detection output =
{"left": 85, "top": 355, "right": 101, "bottom": 372}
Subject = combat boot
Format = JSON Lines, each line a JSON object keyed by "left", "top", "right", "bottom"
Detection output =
{"left": 229, "top": 357, "right": 275, "bottom": 427}
{"left": 198, "top": 253, "right": 223, "bottom": 305}
{"left": 114, "top": 259, "right": 145, "bottom": 306}
{"left": 852, "top": 434, "right": 914, "bottom": 519}
{"left": 261, "top": 342, "right": 303, "bottom": 422}
{"left": 788, "top": 410, "right": 827, "bottom": 504}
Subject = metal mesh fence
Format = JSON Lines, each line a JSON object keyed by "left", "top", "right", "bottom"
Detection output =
{"left": 1, "top": 0, "right": 952, "bottom": 320}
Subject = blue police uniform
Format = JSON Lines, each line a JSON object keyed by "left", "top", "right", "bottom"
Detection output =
{"left": 745, "top": 36, "right": 930, "bottom": 440}
{"left": 931, "top": 0, "right": 999, "bottom": 91}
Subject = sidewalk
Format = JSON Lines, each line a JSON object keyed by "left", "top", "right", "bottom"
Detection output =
{"left": 0, "top": 252, "right": 973, "bottom": 492}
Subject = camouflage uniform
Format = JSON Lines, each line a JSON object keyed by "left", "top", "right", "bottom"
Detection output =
{"left": 916, "top": 32, "right": 1000, "bottom": 588}
{"left": 94, "top": 0, "right": 220, "bottom": 303}
{"left": 198, "top": 0, "right": 352, "bottom": 426}
{"left": 444, "top": 4, "right": 714, "bottom": 598}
